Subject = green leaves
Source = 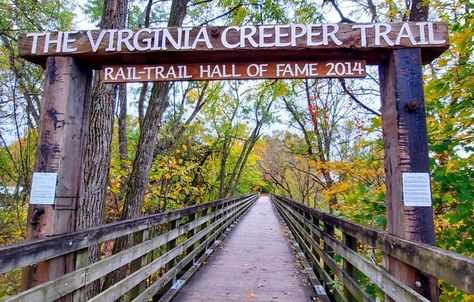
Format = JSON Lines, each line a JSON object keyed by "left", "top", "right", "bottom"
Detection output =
{"left": 423, "top": 1, "right": 474, "bottom": 263}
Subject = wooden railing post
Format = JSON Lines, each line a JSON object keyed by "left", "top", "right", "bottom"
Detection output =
{"left": 72, "top": 248, "right": 89, "bottom": 302}
{"left": 214, "top": 203, "right": 223, "bottom": 238}
{"left": 198, "top": 208, "right": 208, "bottom": 248}
{"left": 165, "top": 220, "right": 178, "bottom": 287}
{"left": 186, "top": 213, "right": 197, "bottom": 257}
{"left": 303, "top": 212, "right": 312, "bottom": 252}
{"left": 343, "top": 233, "right": 359, "bottom": 302}
{"left": 208, "top": 205, "right": 217, "bottom": 244}
{"left": 129, "top": 229, "right": 150, "bottom": 299}
{"left": 4, "top": 195, "right": 474, "bottom": 301}
{"left": 323, "top": 222, "right": 335, "bottom": 279}
{"left": 311, "top": 216, "right": 321, "bottom": 264}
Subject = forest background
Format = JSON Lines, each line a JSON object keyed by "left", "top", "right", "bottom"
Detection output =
{"left": 0, "top": 0, "right": 472, "bottom": 300}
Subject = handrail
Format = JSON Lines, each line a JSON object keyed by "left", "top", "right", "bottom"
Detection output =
{"left": 0, "top": 194, "right": 252, "bottom": 274}
{"left": 1, "top": 193, "right": 258, "bottom": 301}
{"left": 272, "top": 194, "right": 474, "bottom": 302}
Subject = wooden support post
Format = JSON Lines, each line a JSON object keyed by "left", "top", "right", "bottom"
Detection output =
{"left": 304, "top": 212, "right": 312, "bottom": 248}
{"left": 311, "top": 216, "right": 321, "bottom": 264}
{"left": 343, "top": 233, "right": 358, "bottom": 302}
{"left": 184, "top": 212, "right": 197, "bottom": 270}
{"left": 72, "top": 248, "right": 89, "bottom": 302}
{"left": 380, "top": 48, "right": 438, "bottom": 301}
{"left": 323, "top": 222, "right": 335, "bottom": 279}
{"left": 213, "top": 204, "right": 221, "bottom": 238}
{"left": 22, "top": 57, "right": 91, "bottom": 291}
{"left": 164, "top": 219, "right": 178, "bottom": 292}
{"left": 129, "top": 229, "right": 150, "bottom": 299}
{"left": 208, "top": 205, "right": 217, "bottom": 243}
{"left": 198, "top": 208, "right": 208, "bottom": 250}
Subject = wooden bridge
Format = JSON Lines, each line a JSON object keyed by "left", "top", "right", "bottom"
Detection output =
{"left": 1, "top": 194, "right": 473, "bottom": 302}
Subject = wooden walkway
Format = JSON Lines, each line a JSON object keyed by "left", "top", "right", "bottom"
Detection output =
{"left": 173, "top": 195, "right": 313, "bottom": 302}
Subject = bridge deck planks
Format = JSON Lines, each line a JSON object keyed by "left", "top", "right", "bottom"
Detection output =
{"left": 173, "top": 195, "right": 313, "bottom": 302}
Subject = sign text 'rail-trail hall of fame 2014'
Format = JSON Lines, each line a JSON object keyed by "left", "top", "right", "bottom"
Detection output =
{"left": 100, "top": 61, "right": 367, "bottom": 82}
{"left": 18, "top": 22, "right": 448, "bottom": 81}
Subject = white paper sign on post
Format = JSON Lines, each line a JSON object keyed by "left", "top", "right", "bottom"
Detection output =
{"left": 30, "top": 172, "right": 57, "bottom": 204}
{"left": 402, "top": 172, "right": 432, "bottom": 207}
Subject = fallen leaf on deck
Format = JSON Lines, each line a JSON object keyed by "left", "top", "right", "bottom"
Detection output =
{"left": 247, "top": 291, "right": 255, "bottom": 299}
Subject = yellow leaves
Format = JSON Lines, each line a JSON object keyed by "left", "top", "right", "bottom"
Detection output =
{"left": 435, "top": 217, "right": 450, "bottom": 233}
{"left": 273, "top": 80, "right": 289, "bottom": 97}
{"left": 450, "top": 30, "right": 474, "bottom": 55}
{"left": 437, "top": 57, "right": 448, "bottom": 67}
{"left": 323, "top": 182, "right": 353, "bottom": 198}
{"left": 307, "top": 160, "right": 351, "bottom": 174}
{"left": 188, "top": 89, "right": 200, "bottom": 102}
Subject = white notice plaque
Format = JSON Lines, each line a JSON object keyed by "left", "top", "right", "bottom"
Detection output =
{"left": 30, "top": 172, "right": 57, "bottom": 204}
{"left": 402, "top": 173, "right": 432, "bottom": 207}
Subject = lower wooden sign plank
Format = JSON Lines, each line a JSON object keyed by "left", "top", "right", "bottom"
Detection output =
{"left": 100, "top": 60, "right": 366, "bottom": 83}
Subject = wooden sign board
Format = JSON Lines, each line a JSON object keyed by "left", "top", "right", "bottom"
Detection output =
{"left": 100, "top": 60, "right": 366, "bottom": 83}
{"left": 18, "top": 22, "right": 449, "bottom": 67}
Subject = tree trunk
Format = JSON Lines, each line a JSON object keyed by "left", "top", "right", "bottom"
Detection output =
{"left": 218, "top": 138, "right": 230, "bottom": 198}
{"left": 138, "top": 83, "right": 148, "bottom": 128}
{"left": 118, "top": 83, "right": 128, "bottom": 167}
{"left": 121, "top": 0, "right": 188, "bottom": 220}
{"left": 227, "top": 99, "right": 274, "bottom": 195}
{"left": 102, "top": 0, "right": 189, "bottom": 289}
{"left": 409, "top": 0, "right": 429, "bottom": 21}
{"left": 121, "top": 83, "right": 172, "bottom": 220}
{"left": 77, "top": 0, "right": 128, "bottom": 298}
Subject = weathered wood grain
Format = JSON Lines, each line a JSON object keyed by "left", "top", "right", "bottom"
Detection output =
{"left": 344, "top": 233, "right": 360, "bottom": 302}
{"left": 380, "top": 49, "right": 438, "bottom": 300}
{"left": 274, "top": 204, "right": 332, "bottom": 302}
{"left": 22, "top": 57, "right": 92, "bottom": 291}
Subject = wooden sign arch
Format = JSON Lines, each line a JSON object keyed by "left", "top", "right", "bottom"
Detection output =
{"left": 19, "top": 22, "right": 448, "bottom": 300}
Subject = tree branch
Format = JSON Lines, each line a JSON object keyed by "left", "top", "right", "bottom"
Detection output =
{"left": 324, "top": 0, "right": 355, "bottom": 23}
{"left": 199, "top": 3, "right": 242, "bottom": 26}
{"left": 338, "top": 79, "right": 381, "bottom": 116}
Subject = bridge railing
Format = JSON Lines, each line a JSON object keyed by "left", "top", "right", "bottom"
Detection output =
{"left": 0, "top": 193, "right": 258, "bottom": 302}
{"left": 272, "top": 194, "right": 474, "bottom": 302}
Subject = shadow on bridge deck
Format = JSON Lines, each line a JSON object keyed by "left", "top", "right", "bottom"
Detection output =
{"left": 173, "top": 195, "right": 313, "bottom": 302}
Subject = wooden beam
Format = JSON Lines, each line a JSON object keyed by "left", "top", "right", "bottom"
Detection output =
{"left": 22, "top": 57, "right": 91, "bottom": 291}
{"left": 380, "top": 49, "right": 438, "bottom": 301}
{"left": 18, "top": 23, "right": 449, "bottom": 67}
{"left": 343, "top": 233, "right": 359, "bottom": 302}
